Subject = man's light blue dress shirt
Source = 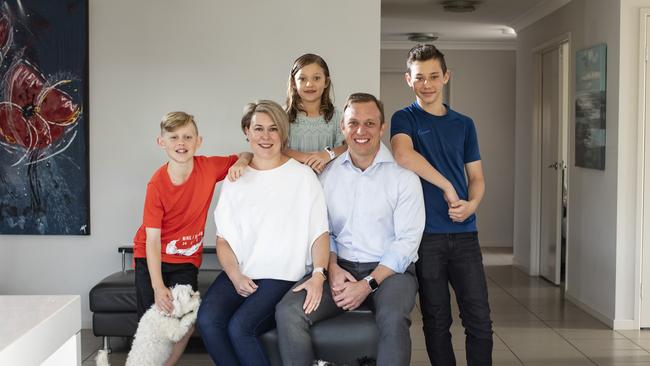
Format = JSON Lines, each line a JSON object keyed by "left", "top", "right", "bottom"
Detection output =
{"left": 319, "top": 143, "right": 425, "bottom": 273}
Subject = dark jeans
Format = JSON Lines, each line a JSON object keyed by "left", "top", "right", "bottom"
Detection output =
{"left": 417, "top": 232, "right": 493, "bottom": 366}
{"left": 196, "top": 272, "right": 294, "bottom": 366}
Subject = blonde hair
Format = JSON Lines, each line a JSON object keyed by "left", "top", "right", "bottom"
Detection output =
{"left": 160, "top": 111, "right": 198, "bottom": 134}
{"left": 241, "top": 100, "right": 290, "bottom": 149}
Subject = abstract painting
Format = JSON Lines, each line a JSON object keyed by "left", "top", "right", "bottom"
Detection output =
{"left": 575, "top": 43, "right": 606, "bottom": 170}
{"left": 0, "top": 1, "right": 89, "bottom": 235}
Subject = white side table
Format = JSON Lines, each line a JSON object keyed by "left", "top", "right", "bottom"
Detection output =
{"left": 0, "top": 295, "right": 81, "bottom": 366}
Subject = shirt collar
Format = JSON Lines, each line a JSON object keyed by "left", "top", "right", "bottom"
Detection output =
{"left": 340, "top": 142, "right": 394, "bottom": 170}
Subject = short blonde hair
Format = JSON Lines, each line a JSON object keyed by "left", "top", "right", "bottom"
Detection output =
{"left": 241, "top": 100, "right": 289, "bottom": 149}
{"left": 160, "top": 111, "right": 198, "bottom": 134}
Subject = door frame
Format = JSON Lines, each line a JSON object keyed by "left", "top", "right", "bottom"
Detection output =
{"left": 637, "top": 8, "right": 650, "bottom": 328}
{"left": 530, "top": 34, "right": 571, "bottom": 291}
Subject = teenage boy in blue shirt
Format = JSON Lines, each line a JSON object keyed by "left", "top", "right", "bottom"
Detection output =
{"left": 391, "top": 44, "right": 493, "bottom": 366}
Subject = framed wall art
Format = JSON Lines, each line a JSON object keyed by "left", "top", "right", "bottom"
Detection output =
{"left": 0, "top": 1, "right": 89, "bottom": 235}
{"left": 575, "top": 43, "right": 606, "bottom": 170}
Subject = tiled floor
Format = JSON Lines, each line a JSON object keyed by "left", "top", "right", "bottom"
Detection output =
{"left": 82, "top": 248, "right": 650, "bottom": 365}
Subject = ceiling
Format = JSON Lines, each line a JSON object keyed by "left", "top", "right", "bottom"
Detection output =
{"left": 381, "top": 0, "right": 570, "bottom": 48}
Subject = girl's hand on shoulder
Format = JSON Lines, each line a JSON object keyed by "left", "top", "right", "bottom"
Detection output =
{"left": 231, "top": 273, "right": 258, "bottom": 297}
{"left": 293, "top": 274, "right": 325, "bottom": 314}
{"left": 227, "top": 161, "right": 247, "bottom": 182}
{"left": 304, "top": 151, "right": 330, "bottom": 174}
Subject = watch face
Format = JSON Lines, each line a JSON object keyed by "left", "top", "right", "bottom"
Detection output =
{"left": 365, "top": 276, "right": 379, "bottom": 292}
{"left": 369, "top": 278, "right": 379, "bottom": 290}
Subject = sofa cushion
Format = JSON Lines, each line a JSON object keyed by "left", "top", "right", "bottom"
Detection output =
{"left": 89, "top": 269, "right": 221, "bottom": 312}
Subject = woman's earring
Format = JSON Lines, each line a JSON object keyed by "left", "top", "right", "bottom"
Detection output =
{"left": 246, "top": 138, "right": 249, "bottom": 142}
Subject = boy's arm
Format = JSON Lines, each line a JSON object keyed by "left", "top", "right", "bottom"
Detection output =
{"left": 227, "top": 152, "right": 253, "bottom": 182}
{"left": 144, "top": 227, "right": 173, "bottom": 314}
{"left": 449, "top": 160, "right": 485, "bottom": 222}
{"left": 391, "top": 133, "right": 459, "bottom": 203}
{"left": 216, "top": 237, "right": 258, "bottom": 297}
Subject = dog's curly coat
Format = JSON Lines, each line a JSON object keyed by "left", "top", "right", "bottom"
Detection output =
{"left": 95, "top": 284, "right": 200, "bottom": 366}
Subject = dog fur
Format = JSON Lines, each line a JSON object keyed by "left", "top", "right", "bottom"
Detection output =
{"left": 95, "top": 284, "right": 200, "bottom": 366}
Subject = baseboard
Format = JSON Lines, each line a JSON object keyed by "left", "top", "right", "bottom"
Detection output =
{"left": 613, "top": 319, "right": 637, "bottom": 330}
{"left": 479, "top": 242, "right": 513, "bottom": 247}
{"left": 565, "top": 292, "right": 614, "bottom": 328}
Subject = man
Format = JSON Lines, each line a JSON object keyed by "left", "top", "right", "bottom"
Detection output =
{"left": 275, "top": 93, "right": 425, "bottom": 366}
{"left": 391, "top": 44, "right": 493, "bottom": 365}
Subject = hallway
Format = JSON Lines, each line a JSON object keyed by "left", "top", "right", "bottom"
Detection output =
{"left": 409, "top": 247, "right": 650, "bottom": 365}
{"left": 82, "top": 247, "right": 650, "bottom": 365}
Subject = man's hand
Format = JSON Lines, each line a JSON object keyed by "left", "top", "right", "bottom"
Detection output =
{"left": 231, "top": 273, "right": 258, "bottom": 297}
{"left": 227, "top": 160, "right": 248, "bottom": 181}
{"left": 328, "top": 262, "right": 356, "bottom": 297}
{"left": 154, "top": 286, "right": 174, "bottom": 315}
{"left": 448, "top": 200, "right": 477, "bottom": 222}
{"left": 332, "top": 280, "right": 372, "bottom": 311}
{"left": 293, "top": 274, "right": 326, "bottom": 314}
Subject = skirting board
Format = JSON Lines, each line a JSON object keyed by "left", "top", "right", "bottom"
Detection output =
{"left": 479, "top": 242, "right": 513, "bottom": 247}
{"left": 564, "top": 292, "right": 637, "bottom": 329}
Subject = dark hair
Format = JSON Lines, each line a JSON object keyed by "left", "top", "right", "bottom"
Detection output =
{"left": 406, "top": 44, "right": 447, "bottom": 75}
{"left": 285, "top": 53, "right": 335, "bottom": 123}
{"left": 342, "top": 93, "right": 385, "bottom": 125}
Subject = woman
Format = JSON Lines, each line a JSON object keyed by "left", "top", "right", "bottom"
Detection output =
{"left": 196, "top": 100, "right": 330, "bottom": 366}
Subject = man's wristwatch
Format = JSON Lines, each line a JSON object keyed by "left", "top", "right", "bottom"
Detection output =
{"left": 325, "top": 146, "right": 336, "bottom": 161}
{"left": 313, "top": 267, "right": 328, "bottom": 280}
{"left": 363, "top": 275, "right": 379, "bottom": 292}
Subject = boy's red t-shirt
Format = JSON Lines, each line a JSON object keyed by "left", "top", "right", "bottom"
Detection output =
{"left": 133, "top": 155, "right": 238, "bottom": 267}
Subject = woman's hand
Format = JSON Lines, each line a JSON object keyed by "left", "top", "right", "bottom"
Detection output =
{"left": 292, "top": 274, "right": 325, "bottom": 314}
{"left": 231, "top": 273, "right": 258, "bottom": 297}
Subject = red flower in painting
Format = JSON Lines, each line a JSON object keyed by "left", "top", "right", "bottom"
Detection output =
{"left": 0, "top": 60, "right": 80, "bottom": 149}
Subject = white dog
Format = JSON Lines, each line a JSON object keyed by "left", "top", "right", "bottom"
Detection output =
{"left": 96, "top": 284, "right": 201, "bottom": 366}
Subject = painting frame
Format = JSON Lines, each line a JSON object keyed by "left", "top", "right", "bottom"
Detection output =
{"left": 0, "top": 0, "right": 90, "bottom": 235}
{"left": 574, "top": 43, "right": 606, "bottom": 170}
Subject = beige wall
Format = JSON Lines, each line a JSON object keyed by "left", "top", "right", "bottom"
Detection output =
{"left": 0, "top": 0, "right": 381, "bottom": 327}
{"left": 381, "top": 49, "right": 516, "bottom": 247}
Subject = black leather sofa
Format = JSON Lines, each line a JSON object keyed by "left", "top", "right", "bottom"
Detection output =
{"left": 89, "top": 246, "right": 379, "bottom": 365}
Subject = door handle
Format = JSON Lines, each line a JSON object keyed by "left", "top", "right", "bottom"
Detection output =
{"left": 547, "top": 162, "right": 559, "bottom": 169}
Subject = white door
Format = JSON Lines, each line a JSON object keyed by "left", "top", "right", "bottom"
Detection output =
{"left": 539, "top": 47, "right": 564, "bottom": 285}
{"left": 641, "top": 13, "right": 650, "bottom": 328}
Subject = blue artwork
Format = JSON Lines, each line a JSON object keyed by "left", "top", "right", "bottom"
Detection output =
{"left": 0, "top": 1, "right": 89, "bottom": 235}
{"left": 575, "top": 43, "right": 606, "bottom": 170}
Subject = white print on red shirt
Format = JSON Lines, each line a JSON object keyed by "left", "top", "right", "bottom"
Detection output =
{"left": 164, "top": 231, "right": 203, "bottom": 256}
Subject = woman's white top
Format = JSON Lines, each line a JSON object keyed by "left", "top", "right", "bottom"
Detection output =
{"left": 214, "top": 158, "right": 328, "bottom": 281}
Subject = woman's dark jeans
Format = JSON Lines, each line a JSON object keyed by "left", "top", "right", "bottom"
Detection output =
{"left": 417, "top": 232, "right": 493, "bottom": 366}
{"left": 197, "top": 272, "right": 294, "bottom": 366}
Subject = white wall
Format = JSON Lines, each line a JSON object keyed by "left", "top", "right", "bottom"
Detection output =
{"left": 381, "top": 49, "right": 515, "bottom": 247}
{"left": 617, "top": 0, "right": 650, "bottom": 329}
{"left": 514, "top": 0, "right": 623, "bottom": 326}
{"left": 0, "top": 0, "right": 380, "bottom": 327}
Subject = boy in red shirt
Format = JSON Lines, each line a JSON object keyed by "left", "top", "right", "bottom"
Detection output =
{"left": 132, "top": 111, "right": 250, "bottom": 365}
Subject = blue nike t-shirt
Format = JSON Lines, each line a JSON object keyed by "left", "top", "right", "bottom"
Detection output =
{"left": 391, "top": 102, "right": 481, "bottom": 234}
